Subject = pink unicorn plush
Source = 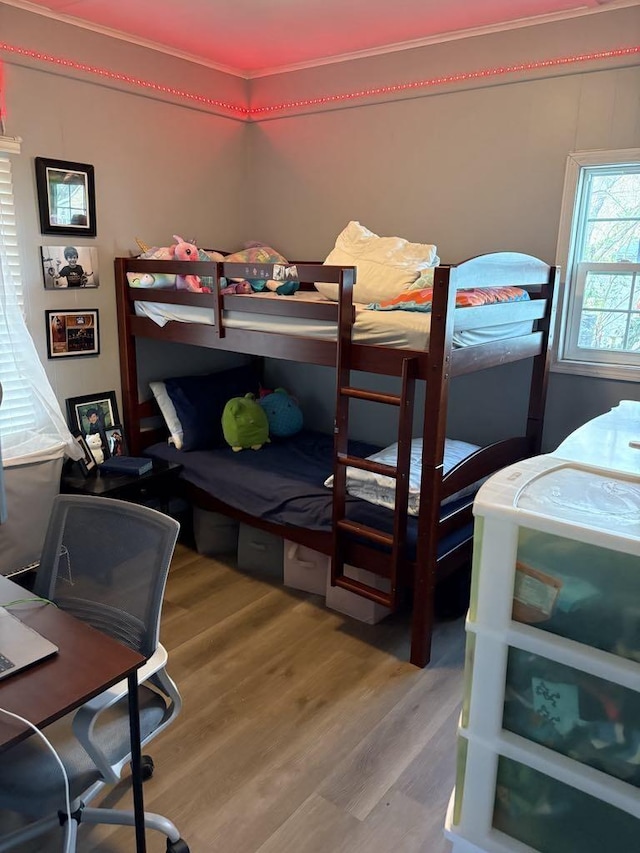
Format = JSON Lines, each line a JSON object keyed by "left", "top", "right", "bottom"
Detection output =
{"left": 170, "top": 235, "right": 210, "bottom": 292}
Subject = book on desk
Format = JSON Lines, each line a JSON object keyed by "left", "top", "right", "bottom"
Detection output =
{"left": 99, "top": 456, "right": 153, "bottom": 477}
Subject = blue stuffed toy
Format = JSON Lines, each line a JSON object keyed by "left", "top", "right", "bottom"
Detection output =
{"left": 258, "top": 388, "right": 303, "bottom": 438}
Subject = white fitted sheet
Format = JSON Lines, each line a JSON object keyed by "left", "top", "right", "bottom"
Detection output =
{"left": 133, "top": 290, "right": 532, "bottom": 349}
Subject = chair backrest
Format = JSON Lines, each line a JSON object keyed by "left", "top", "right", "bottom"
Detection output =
{"left": 34, "top": 494, "right": 180, "bottom": 659}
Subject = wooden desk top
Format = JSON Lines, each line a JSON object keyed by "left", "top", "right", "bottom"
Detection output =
{"left": 0, "top": 575, "right": 144, "bottom": 751}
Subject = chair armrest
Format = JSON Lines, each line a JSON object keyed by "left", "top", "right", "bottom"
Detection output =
{"left": 72, "top": 644, "right": 169, "bottom": 782}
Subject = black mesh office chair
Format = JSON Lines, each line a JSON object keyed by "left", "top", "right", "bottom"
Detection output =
{"left": 0, "top": 494, "right": 189, "bottom": 852}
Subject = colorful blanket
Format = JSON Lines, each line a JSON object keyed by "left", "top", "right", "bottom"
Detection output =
{"left": 367, "top": 285, "right": 529, "bottom": 312}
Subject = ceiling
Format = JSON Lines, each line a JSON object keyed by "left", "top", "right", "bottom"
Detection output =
{"left": 4, "top": 0, "right": 632, "bottom": 76}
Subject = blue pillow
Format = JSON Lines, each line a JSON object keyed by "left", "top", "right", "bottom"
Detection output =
{"left": 164, "top": 364, "right": 260, "bottom": 451}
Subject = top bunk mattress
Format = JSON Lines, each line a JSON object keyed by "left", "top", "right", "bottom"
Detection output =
{"left": 134, "top": 290, "right": 533, "bottom": 349}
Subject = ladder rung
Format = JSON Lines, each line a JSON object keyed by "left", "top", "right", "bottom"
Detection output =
{"left": 333, "top": 575, "right": 392, "bottom": 608}
{"left": 337, "top": 454, "right": 397, "bottom": 478}
{"left": 340, "top": 387, "right": 402, "bottom": 406}
{"left": 337, "top": 519, "right": 394, "bottom": 548}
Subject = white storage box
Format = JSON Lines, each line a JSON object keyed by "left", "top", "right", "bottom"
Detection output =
{"left": 283, "top": 542, "right": 329, "bottom": 595}
{"left": 237, "top": 523, "right": 283, "bottom": 579}
{"left": 193, "top": 506, "right": 239, "bottom": 556}
{"left": 0, "top": 442, "right": 65, "bottom": 576}
{"left": 325, "top": 565, "right": 391, "bottom": 624}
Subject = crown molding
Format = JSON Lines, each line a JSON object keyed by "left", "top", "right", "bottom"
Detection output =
{"left": 1, "top": 0, "right": 639, "bottom": 79}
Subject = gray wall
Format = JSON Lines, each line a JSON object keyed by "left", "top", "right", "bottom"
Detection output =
{"left": 2, "top": 3, "right": 639, "bottom": 449}
{"left": 2, "top": 4, "right": 250, "bottom": 416}
{"left": 247, "top": 7, "right": 640, "bottom": 450}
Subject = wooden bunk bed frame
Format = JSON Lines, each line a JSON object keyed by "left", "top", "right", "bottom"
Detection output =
{"left": 115, "top": 253, "right": 558, "bottom": 668}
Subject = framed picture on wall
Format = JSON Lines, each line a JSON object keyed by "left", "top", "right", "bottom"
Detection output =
{"left": 35, "top": 157, "right": 97, "bottom": 237}
{"left": 41, "top": 245, "right": 99, "bottom": 289}
{"left": 45, "top": 309, "right": 100, "bottom": 359}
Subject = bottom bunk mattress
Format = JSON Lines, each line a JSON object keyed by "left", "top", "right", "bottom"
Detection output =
{"left": 146, "top": 429, "right": 474, "bottom": 561}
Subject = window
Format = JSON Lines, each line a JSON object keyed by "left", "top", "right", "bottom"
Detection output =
{"left": 555, "top": 149, "right": 640, "bottom": 380}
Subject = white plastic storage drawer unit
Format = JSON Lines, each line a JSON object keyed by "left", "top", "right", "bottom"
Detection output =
{"left": 237, "top": 523, "right": 283, "bottom": 579}
{"left": 283, "top": 542, "right": 328, "bottom": 595}
{"left": 446, "top": 452, "right": 640, "bottom": 853}
{"left": 192, "top": 506, "right": 239, "bottom": 556}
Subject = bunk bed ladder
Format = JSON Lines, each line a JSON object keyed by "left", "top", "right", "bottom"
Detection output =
{"left": 331, "top": 356, "right": 418, "bottom": 610}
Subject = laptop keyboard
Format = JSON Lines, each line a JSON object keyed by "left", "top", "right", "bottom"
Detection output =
{"left": 0, "top": 654, "right": 15, "bottom": 673}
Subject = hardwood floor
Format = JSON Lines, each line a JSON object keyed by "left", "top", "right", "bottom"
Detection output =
{"left": 3, "top": 543, "right": 464, "bottom": 852}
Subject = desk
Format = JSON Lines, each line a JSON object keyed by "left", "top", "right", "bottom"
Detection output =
{"left": 0, "top": 575, "right": 149, "bottom": 852}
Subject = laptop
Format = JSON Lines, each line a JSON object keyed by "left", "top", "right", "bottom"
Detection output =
{"left": 0, "top": 606, "right": 59, "bottom": 680}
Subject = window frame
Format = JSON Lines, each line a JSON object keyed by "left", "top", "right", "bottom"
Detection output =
{"left": 553, "top": 148, "right": 640, "bottom": 381}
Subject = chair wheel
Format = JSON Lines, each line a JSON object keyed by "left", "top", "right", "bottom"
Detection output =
{"left": 140, "top": 754, "right": 155, "bottom": 780}
{"left": 167, "top": 839, "right": 189, "bottom": 853}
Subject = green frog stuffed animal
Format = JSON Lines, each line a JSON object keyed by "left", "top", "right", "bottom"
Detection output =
{"left": 222, "top": 393, "right": 270, "bottom": 451}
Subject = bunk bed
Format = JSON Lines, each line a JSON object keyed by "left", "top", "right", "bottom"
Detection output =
{"left": 114, "top": 252, "right": 558, "bottom": 668}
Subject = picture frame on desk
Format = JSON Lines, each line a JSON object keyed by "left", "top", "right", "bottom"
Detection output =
{"left": 105, "top": 424, "right": 128, "bottom": 458}
{"left": 66, "top": 390, "right": 120, "bottom": 437}
{"left": 72, "top": 431, "right": 97, "bottom": 476}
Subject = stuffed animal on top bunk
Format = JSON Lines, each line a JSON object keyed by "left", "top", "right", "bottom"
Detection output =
{"left": 222, "top": 393, "right": 270, "bottom": 452}
{"left": 169, "top": 235, "right": 212, "bottom": 292}
{"left": 258, "top": 388, "right": 303, "bottom": 437}
{"left": 220, "top": 243, "right": 301, "bottom": 296}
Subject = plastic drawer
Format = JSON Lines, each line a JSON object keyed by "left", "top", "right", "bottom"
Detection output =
{"left": 512, "top": 528, "right": 640, "bottom": 664}
{"left": 493, "top": 755, "right": 640, "bottom": 853}
{"left": 503, "top": 646, "right": 640, "bottom": 788}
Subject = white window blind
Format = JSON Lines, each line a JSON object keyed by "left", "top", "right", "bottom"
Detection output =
{"left": 0, "top": 150, "right": 80, "bottom": 460}
{"left": 0, "top": 155, "right": 35, "bottom": 437}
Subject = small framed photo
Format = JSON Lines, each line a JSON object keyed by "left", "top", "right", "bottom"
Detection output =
{"left": 72, "top": 431, "right": 98, "bottom": 476}
{"left": 45, "top": 309, "right": 99, "bottom": 359}
{"left": 66, "top": 390, "right": 120, "bottom": 438}
{"left": 35, "top": 157, "right": 97, "bottom": 237}
{"left": 41, "top": 245, "right": 99, "bottom": 289}
{"left": 105, "top": 424, "right": 128, "bottom": 457}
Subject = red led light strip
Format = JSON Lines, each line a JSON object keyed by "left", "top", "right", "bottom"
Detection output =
{"left": 0, "top": 43, "right": 637, "bottom": 120}
{"left": 0, "top": 42, "right": 250, "bottom": 117}
{"left": 251, "top": 46, "right": 640, "bottom": 116}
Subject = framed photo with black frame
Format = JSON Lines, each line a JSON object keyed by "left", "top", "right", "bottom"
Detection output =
{"left": 45, "top": 309, "right": 99, "bottom": 359}
{"left": 66, "top": 390, "right": 119, "bottom": 437}
{"left": 35, "top": 157, "right": 97, "bottom": 237}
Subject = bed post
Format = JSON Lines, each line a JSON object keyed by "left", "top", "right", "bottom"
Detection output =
{"left": 411, "top": 265, "right": 457, "bottom": 668}
{"left": 526, "top": 265, "right": 559, "bottom": 454}
{"left": 114, "top": 257, "right": 143, "bottom": 456}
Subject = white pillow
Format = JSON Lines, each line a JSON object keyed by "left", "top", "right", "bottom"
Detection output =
{"left": 149, "top": 380, "right": 183, "bottom": 449}
{"left": 324, "top": 437, "right": 481, "bottom": 514}
{"left": 316, "top": 221, "right": 439, "bottom": 304}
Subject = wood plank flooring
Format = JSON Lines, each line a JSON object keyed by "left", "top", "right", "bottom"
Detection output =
{"left": 2, "top": 543, "right": 464, "bottom": 852}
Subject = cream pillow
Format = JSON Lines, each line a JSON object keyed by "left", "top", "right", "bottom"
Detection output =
{"left": 316, "top": 221, "right": 439, "bottom": 304}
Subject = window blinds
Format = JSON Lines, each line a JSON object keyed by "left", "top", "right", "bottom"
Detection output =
{"left": 0, "top": 154, "right": 80, "bottom": 460}
{"left": 0, "top": 156, "right": 34, "bottom": 437}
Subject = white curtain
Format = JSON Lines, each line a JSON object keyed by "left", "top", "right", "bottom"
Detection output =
{"left": 0, "top": 160, "right": 81, "bottom": 463}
